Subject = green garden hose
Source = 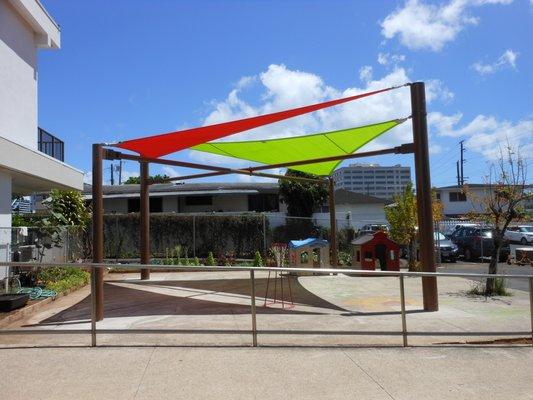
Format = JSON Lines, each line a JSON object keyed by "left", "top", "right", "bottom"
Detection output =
{"left": 17, "top": 287, "right": 56, "bottom": 300}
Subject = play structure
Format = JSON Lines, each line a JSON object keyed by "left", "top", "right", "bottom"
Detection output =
{"left": 91, "top": 82, "right": 439, "bottom": 321}
{"left": 288, "top": 238, "right": 330, "bottom": 269}
{"left": 351, "top": 231, "right": 400, "bottom": 271}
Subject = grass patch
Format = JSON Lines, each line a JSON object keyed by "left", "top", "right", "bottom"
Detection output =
{"left": 37, "top": 267, "right": 90, "bottom": 294}
{"left": 467, "top": 277, "right": 512, "bottom": 297}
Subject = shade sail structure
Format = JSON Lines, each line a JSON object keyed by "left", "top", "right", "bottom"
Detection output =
{"left": 115, "top": 86, "right": 402, "bottom": 158}
{"left": 191, "top": 119, "right": 405, "bottom": 176}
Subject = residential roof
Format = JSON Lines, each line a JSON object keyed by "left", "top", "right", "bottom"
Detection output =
{"left": 83, "top": 183, "right": 393, "bottom": 204}
{"left": 334, "top": 189, "right": 393, "bottom": 205}
{"left": 437, "top": 183, "right": 533, "bottom": 190}
{"left": 351, "top": 234, "right": 375, "bottom": 245}
{"left": 82, "top": 182, "right": 279, "bottom": 199}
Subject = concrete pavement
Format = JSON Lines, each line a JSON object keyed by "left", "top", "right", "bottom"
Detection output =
{"left": 0, "top": 346, "right": 532, "bottom": 399}
{"left": 1, "top": 269, "right": 532, "bottom": 347}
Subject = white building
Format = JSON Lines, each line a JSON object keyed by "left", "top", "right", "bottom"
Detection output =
{"left": 436, "top": 184, "right": 533, "bottom": 218}
{"left": 332, "top": 163, "right": 411, "bottom": 200}
{"left": 82, "top": 183, "right": 390, "bottom": 230}
{"left": 0, "top": 1, "right": 84, "bottom": 271}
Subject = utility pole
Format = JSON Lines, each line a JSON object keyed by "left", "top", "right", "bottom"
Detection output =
{"left": 459, "top": 140, "right": 465, "bottom": 186}
{"left": 110, "top": 162, "right": 115, "bottom": 185}
{"left": 456, "top": 161, "right": 460, "bottom": 186}
{"left": 118, "top": 161, "right": 123, "bottom": 185}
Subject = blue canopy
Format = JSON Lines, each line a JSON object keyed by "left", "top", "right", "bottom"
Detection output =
{"left": 289, "top": 238, "right": 329, "bottom": 249}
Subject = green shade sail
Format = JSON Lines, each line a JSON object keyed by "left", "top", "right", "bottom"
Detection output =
{"left": 191, "top": 119, "right": 405, "bottom": 176}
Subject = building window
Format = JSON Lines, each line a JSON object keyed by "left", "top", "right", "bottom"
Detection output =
{"left": 449, "top": 192, "right": 467, "bottom": 202}
{"left": 127, "top": 197, "right": 163, "bottom": 213}
{"left": 248, "top": 194, "right": 279, "bottom": 212}
{"left": 185, "top": 195, "right": 213, "bottom": 206}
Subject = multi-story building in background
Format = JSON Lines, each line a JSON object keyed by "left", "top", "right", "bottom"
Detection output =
{"left": 332, "top": 163, "right": 411, "bottom": 200}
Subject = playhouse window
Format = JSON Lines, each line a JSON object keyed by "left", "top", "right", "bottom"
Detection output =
{"left": 300, "top": 251, "right": 309, "bottom": 264}
{"left": 364, "top": 251, "right": 373, "bottom": 260}
{"left": 356, "top": 250, "right": 360, "bottom": 262}
{"left": 390, "top": 250, "right": 395, "bottom": 260}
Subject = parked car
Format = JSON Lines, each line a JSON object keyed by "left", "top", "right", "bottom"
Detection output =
{"left": 358, "top": 224, "right": 389, "bottom": 236}
{"left": 444, "top": 223, "right": 479, "bottom": 238}
{"left": 434, "top": 232, "right": 459, "bottom": 262}
{"left": 505, "top": 226, "right": 533, "bottom": 245}
{"left": 400, "top": 232, "right": 459, "bottom": 262}
{"left": 451, "top": 226, "right": 509, "bottom": 261}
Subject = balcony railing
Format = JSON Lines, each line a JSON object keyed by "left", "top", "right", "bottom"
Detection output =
{"left": 38, "top": 127, "right": 64, "bottom": 162}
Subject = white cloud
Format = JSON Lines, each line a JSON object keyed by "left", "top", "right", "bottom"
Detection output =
{"left": 189, "top": 64, "right": 454, "bottom": 176}
{"left": 359, "top": 66, "right": 373, "bottom": 82}
{"left": 377, "top": 53, "right": 406, "bottom": 67}
{"left": 429, "top": 143, "right": 445, "bottom": 154}
{"left": 381, "top": 0, "right": 513, "bottom": 52}
{"left": 83, "top": 172, "right": 92, "bottom": 185}
{"left": 162, "top": 166, "right": 180, "bottom": 178}
{"left": 471, "top": 49, "right": 519, "bottom": 75}
{"left": 430, "top": 113, "right": 533, "bottom": 160}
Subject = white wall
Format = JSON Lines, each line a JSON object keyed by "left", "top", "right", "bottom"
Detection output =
{"left": 439, "top": 188, "right": 486, "bottom": 216}
{"left": 179, "top": 194, "right": 249, "bottom": 213}
{"left": 313, "top": 203, "right": 387, "bottom": 229}
{"left": 0, "top": 0, "right": 38, "bottom": 149}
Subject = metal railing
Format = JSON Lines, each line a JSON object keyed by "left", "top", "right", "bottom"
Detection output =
{"left": 1, "top": 261, "right": 532, "bottom": 348}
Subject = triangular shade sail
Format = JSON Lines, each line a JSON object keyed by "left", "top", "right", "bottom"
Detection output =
{"left": 114, "top": 86, "right": 398, "bottom": 158}
{"left": 191, "top": 119, "right": 404, "bottom": 176}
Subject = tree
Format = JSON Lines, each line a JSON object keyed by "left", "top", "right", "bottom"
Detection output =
{"left": 35, "top": 190, "right": 91, "bottom": 262}
{"left": 123, "top": 174, "right": 170, "bottom": 184}
{"left": 278, "top": 170, "right": 328, "bottom": 217}
{"left": 43, "top": 189, "right": 91, "bottom": 227}
{"left": 385, "top": 183, "right": 443, "bottom": 270}
{"left": 385, "top": 182, "right": 418, "bottom": 270}
{"left": 471, "top": 145, "right": 531, "bottom": 295}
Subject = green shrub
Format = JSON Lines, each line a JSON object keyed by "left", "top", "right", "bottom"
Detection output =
{"left": 253, "top": 251, "right": 263, "bottom": 267}
{"left": 37, "top": 267, "right": 90, "bottom": 294}
{"left": 205, "top": 252, "right": 216, "bottom": 266}
{"left": 98, "top": 213, "right": 267, "bottom": 259}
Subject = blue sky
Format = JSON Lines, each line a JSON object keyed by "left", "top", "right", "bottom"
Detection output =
{"left": 38, "top": 0, "right": 532, "bottom": 187}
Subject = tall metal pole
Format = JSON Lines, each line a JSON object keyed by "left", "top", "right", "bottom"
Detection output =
{"left": 91, "top": 144, "right": 105, "bottom": 321}
{"left": 328, "top": 178, "right": 338, "bottom": 267}
{"left": 140, "top": 161, "right": 150, "bottom": 280}
{"left": 460, "top": 140, "right": 465, "bottom": 186}
{"left": 456, "top": 161, "right": 460, "bottom": 187}
{"left": 410, "top": 82, "right": 438, "bottom": 312}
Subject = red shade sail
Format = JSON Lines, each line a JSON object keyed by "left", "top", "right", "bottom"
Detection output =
{"left": 115, "top": 85, "right": 401, "bottom": 158}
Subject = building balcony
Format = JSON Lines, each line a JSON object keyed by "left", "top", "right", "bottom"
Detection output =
{"left": 38, "top": 127, "right": 64, "bottom": 162}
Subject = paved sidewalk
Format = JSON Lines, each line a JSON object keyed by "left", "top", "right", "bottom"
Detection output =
{"left": 0, "top": 346, "right": 532, "bottom": 399}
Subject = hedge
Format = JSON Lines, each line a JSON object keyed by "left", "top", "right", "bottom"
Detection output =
{"left": 101, "top": 213, "right": 267, "bottom": 259}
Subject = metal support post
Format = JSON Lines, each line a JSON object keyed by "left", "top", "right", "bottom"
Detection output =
{"left": 90, "top": 267, "right": 97, "bottom": 347}
{"left": 529, "top": 278, "right": 533, "bottom": 346}
{"left": 399, "top": 275, "right": 408, "bottom": 347}
{"left": 92, "top": 144, "right": 105, "bottom": 321}
{"left": 140, "top": 161, "right": 150, "bottom": 280}
{"left": 410, "top": 82, "right": 438, "bottom": 311}
{"left": 328, "top": 178, "right": 338, "bottom": 267}
{"left": 250, "top": 270, "right": 258, "bottom": 347}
